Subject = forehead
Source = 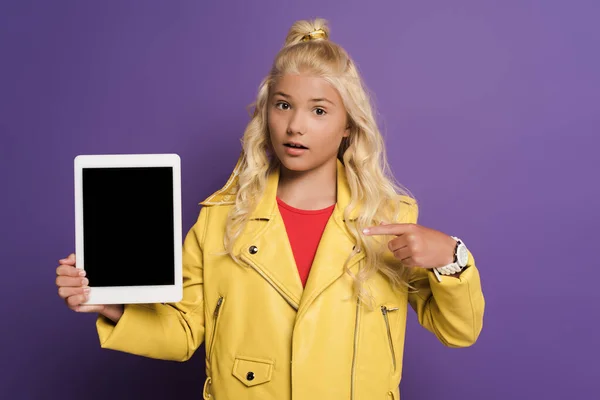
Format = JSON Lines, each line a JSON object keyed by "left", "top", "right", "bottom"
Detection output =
{"left": 271, "top": 74, "right": 342, "bottom": 103}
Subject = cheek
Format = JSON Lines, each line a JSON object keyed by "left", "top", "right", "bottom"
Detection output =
{"left": 267, "top": 112, "right": 285, "bottom": 137}
{"left": 315, "top": 121, "right": 347, "bottom": 144}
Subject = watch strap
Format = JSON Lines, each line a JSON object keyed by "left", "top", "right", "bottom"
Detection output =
{"left": 433, "top": 236, "right": 467, "bottom": 282}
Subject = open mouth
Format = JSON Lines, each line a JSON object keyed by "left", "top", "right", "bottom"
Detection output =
{"left": 284, "top": 143, "right": 308, "bottom": 150}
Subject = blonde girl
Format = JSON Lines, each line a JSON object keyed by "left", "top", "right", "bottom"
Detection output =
{"left": 55, "top": 18, "right": 484, "bottom": 400}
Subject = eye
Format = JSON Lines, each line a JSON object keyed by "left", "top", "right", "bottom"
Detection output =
{"left": 275, "top": 102, "right": 290, "bottom": 110}
{"left": 314, "top": 108, "right": 326, "bottom": 116}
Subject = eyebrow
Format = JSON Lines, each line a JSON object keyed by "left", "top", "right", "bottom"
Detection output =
{"left": 273, "top": 91, "right": 335, "bottom": 106}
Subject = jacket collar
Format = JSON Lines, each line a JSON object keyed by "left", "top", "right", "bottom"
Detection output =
{"left": 201, "top": 153, "right": 359, "bottom": 223}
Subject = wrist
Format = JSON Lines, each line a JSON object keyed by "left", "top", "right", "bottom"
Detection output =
{"left": 444, "top": 234, "right": 458, "bottom": 264}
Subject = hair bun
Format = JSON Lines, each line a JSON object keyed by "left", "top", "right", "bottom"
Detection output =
{"left": 283, "top": 18, "right": 330, "bottom": 47}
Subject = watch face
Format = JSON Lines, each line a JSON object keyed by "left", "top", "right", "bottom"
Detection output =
{"left": 457, "top": 244, "right": 469, "bottom": 267}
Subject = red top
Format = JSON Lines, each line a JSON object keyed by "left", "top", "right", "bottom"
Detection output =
{"left": 277, "top": 197, "right": 335, "bottom": 287}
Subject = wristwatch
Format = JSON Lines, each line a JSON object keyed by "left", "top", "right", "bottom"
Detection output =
{"left": 433, "top": 236, "right": 469, "bottom": 282}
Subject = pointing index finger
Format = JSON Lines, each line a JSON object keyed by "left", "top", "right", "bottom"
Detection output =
{"left": 362, "top": 223, "right": 414, "bottom": 236}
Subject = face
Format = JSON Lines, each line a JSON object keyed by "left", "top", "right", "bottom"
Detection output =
{"left": 267, "top": 74, "right": 349, "bottom": 173}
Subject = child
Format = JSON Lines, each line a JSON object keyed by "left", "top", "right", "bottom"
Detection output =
{"left": 55, "top": 18, "right": 484, "bottom": 400}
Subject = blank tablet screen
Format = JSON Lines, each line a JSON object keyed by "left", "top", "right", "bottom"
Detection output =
{"left": 82, "top": 167, "right": 175, "bottom": 287}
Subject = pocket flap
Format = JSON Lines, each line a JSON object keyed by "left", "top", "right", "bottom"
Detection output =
{"left": 232, "top": 356, "right": 273, "bottom": 387}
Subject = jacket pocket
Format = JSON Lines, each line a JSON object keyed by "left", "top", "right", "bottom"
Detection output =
{"left": 207, "top": 296, "right": 224, "bottom": 363}
{"left": 381, "top": 305, "right": 399, "bottom": 372}
{"left": 232, "top": 356, "right": 274, "bottom": 387}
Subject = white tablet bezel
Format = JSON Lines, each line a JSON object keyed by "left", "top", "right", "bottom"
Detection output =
{"left": 74, "top": 154, "right": 183, "bottom": 305}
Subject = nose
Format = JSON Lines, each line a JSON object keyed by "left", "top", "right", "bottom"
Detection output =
{"left": 287, "top": 109, "right": 306, "bottom": 136}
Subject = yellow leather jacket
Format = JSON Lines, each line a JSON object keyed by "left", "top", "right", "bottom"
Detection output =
{"left": 96, "top": 160, "right": 485, "bottom": 400}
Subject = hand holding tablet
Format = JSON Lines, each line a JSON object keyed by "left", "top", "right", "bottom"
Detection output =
{"left": 55, "top": 253, "right": 124, "bottom": 322}
{"left": 72, "top": 154, "right": 183, "bottom": 305}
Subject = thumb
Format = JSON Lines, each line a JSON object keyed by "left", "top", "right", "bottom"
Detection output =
{"left": 59, "top": 253, "right": 76, "bottom": 265}
{"left": 76, "top": 304, "right": 105, "bottom": 313}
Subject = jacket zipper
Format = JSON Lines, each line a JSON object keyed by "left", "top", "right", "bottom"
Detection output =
{"left": 208, "top": 296, "right": 224, "bottom": 363}
{"left": 381, "top": 306, "right": 398, "bottom": 372}
{"left": 350, "top": 297, "right": 361, "bottom": 400}
{"left": 241, "top": 255, "right": 299, "bottom": 310}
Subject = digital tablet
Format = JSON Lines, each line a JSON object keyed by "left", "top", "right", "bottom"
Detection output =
{"left": 74, "top": 154, "right": 183, "bottom": 305}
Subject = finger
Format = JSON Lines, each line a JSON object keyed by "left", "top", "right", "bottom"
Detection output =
{"left": 56, "top": 276, "right": 89, "bottom": 288}
{"left": 396, "top": 255, "right": 417, "bottom": 267}
{"left": 75, "top": 305, "right": 105, "bottom": 313}
{"left": 58, "top": 253, "right": 76, "bottom": 265}
{"left": 58, "top": 286, "right": 89, "bottom": 299}
{"left": 66, "top": 293, "right": 89, "bottom": 308}
{"left": 393, "top": 247, "right": 412, "bottom": 262}
{"left": 56, "top": 264, "right": 85, "bottom": 277}
{"left": 364, "top": 223, "right": 415, "bottom": 236}
{"left": 387, "top": 237, "right": 408, "bottom": 253}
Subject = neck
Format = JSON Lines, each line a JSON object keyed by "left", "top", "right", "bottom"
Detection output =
{"left": 277, "top": 158, "right": 337, "bottom": 210}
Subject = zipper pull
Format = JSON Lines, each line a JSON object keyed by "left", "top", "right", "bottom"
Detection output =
{"left": 214, "top": 296, "right": 223, "bottom": 317}
{"left": 381, "top": 305, "right": 399, "bottom": 315}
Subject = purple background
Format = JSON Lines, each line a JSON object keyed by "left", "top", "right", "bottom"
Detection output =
{"left": 1, "top": 1, "right": 598, "bottom": 399}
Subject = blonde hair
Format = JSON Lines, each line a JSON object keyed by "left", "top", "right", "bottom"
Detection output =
{"left": 224, "top": 18, "right": 416, "bottom": 301}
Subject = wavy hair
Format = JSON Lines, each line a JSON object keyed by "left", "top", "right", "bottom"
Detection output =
{"left": 224, "top": 18, "right": 417, "bottom": 302}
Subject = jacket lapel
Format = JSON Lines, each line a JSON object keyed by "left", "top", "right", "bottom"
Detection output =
{"left": 233, "top": 166, "right": 304, "bottom": 310}
{"left": 297, "top": 161, "right": 364, "bottom": 315}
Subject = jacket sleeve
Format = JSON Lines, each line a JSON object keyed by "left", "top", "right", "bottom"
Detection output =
{"left": 95, "top": 207, "right": 208, "bottom": 361}
{"left": 403, "top": 199, "right": 485, "bottom": 348}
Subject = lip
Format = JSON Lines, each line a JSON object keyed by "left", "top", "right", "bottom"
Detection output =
{"left": 284, "top": 141, "right": 308, "bottom": 150}
{"left": 283, "top": 144, "right": 308, "bottom": 156}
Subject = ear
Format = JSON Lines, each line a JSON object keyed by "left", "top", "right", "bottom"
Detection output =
{"left": 343, "top": 117, "right": 352, "bottom": 138}
{"left": 343, "top": 125, "right": 351, "bottom": 138}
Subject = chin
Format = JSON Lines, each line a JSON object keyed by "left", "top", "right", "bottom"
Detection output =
{"left": 277, "top": 154, "right": 337, "bottom": 175}
{"left": 278, "top": 157, "right": 313, "bottom": 172}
